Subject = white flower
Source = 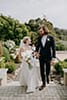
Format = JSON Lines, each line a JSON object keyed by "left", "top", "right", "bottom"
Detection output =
{"left": 4, "top": 40, "right": 15, "bottom": 50}
{"left": 47, "top": 38, "right": 50, "bottom": 41}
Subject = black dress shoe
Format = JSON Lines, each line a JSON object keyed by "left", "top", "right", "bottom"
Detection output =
{"left": 39, "top": 85, "right": 46, "bottom": 91}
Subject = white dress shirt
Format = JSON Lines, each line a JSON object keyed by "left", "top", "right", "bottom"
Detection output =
{"left": 41, "top": 35, "right": 47, "bottom": 47}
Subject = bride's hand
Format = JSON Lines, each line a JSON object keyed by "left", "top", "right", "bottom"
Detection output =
{"left": 33, "top": 52, "right": 40, "bottom": 58}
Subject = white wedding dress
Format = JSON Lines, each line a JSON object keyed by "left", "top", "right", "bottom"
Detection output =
{"left": 19, "top": 49, "right": 41, "bottom": 93}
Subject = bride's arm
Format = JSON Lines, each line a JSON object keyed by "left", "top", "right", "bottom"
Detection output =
{"left": 18, "top": 47, "right": 24, "bottom": 58}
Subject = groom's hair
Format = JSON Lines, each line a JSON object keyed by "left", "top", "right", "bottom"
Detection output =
{"left": 38, "top": 25, "right": 49, "bottom": 34}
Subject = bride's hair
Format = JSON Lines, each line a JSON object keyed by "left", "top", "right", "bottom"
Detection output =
{"left": 20, "top": 36, "right": 31, "bottom": 48}
{"left": 23, "top": 36, "right": 31, "bottom": 44}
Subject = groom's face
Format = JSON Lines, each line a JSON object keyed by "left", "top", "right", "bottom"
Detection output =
{"left": 38, "top": 28, "right": 45, "bottom": 36}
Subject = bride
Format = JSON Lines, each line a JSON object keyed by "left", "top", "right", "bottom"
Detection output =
{"left": 18, "top": 36, "right": 41, "bottom": 93}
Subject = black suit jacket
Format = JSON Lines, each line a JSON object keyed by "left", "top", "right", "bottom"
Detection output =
{"left": 36, "top": 35, "right": 56, "bottom": 62}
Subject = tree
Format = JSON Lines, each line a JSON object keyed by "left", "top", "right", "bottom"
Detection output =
{"left": 0, "top": 14, "right": 29, "bottom": 45}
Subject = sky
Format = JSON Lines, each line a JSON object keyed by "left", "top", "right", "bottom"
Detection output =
{"left": 0, "top": 0, "right": 67, "bottom": 29}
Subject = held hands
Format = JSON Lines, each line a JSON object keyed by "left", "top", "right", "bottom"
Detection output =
{"left": 33, "top": 52, "right": 40, "bottom": 59}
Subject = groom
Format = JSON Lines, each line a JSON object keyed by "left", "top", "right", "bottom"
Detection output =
{"left": 35, "top": 25, "right": 56, "bottom": 91}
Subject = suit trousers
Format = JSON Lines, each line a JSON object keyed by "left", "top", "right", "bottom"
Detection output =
{"left": 39, "top": 59, "right": 51, "bottom": 85}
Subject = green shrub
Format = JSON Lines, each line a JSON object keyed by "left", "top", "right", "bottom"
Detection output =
{"left": 3, "top": 47, "right": 10, "bottom": 62}
{"left": 54, "top": 61, "right": 67, "bottom": 77}
{"left": 54, "top": 62, "right": 64, "bottom": 77}
{"left": 62, "top": 61, "right": 67, "bottom": 69}
{"left": 5, "top": 61, "right": 16, "bottom": 73}
{"left": 56, "top": 42, "right": 66, "bottom": 50}
{"left": 0, "top": 61, "right": 5, "bottom": 68}
{"left": 0, "top": 57, "right": 5, "bottom": 68}
{"left": 4, "top": 40, "right": 15, "bottom": 50}
{"left": 64, "top": 58, "right": 67, "bottom": 62}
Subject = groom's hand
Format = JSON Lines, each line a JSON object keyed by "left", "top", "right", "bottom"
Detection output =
{"left": 34, "top": 52, "right": 40, "bottom": 59}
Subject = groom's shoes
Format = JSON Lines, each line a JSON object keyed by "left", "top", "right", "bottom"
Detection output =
{"left": 47, "top": 76, "right": 49, "bottom": 84}
{"left": 47, "top": 79, "right": 49, "bottom": 84}
{"left": 39, "top": 84, "right": 46, "bottom": 91}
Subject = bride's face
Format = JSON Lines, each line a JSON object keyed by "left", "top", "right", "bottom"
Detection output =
{"left": 26, "top": 38, "right": 31, "bottom": 45}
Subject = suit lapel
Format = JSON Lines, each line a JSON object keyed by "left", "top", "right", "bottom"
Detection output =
{"left": 45, "top": 35, "right": 49, "bottom": 47}
{"left": 42, "top": 35, "right": 50, "bottom": 48}
{"left": 41, "top": 35, "right": 48, "bottom": 48}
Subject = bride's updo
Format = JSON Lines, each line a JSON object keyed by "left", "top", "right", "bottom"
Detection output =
{"left": 23, "top": 36, "right": 30, "bottom": 43}
{"left": 20, "top": 36, "right": 31, "bottom": 48}
{"left": 22, "top": 36, "right": 31, "bottom": 45}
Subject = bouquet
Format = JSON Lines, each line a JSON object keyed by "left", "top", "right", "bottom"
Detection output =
{"left": 22, "top": 50, "right": 33, "bottom": 69}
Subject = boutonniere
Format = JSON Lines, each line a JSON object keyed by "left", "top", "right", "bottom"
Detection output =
{"left": 47, "top": 38, "right": 50, "bottom": 41}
